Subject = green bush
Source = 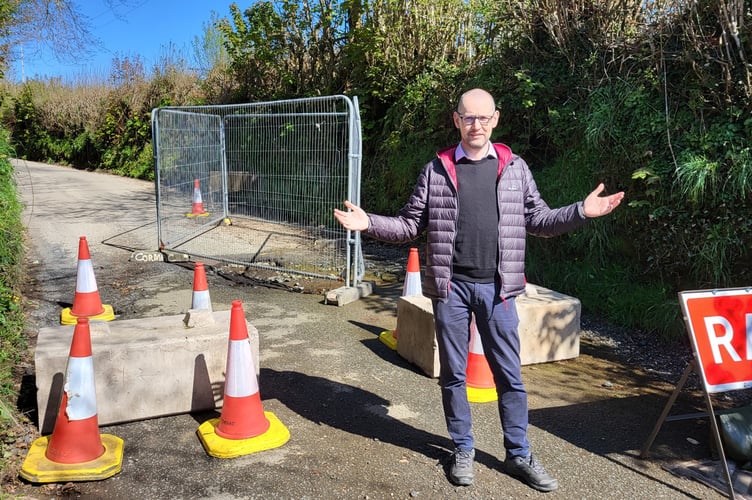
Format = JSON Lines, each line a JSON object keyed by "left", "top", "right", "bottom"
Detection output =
{"left": 2, "top": 1, "right": 752, "bottom": 344}
{"left": 0, "top": 128, "right": 26, "bottom": 475}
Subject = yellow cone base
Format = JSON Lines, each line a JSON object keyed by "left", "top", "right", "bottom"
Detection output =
{"left": 186, "top": 212, "right": 210, "bottom": 218}
{"left": 467, "top": 385, "right": 498, "bottom": 403}
{"left": 19, "top": 434, "right": 124, "bottom": 484}
{"left": 60, "top": 304, "right": 115, "bottom": 325}
{"left": 379, "top": 330, "right": 398, "bottom": 350}
{"left": 197, "top": 412, "right": 290, "bottom": 459}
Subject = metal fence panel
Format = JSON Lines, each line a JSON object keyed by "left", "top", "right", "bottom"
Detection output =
{"left": 152, "top": 95, "right": 363, "bottom": 287}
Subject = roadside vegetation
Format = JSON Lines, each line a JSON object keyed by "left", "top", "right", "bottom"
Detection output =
{"left": 0, "top": 0, "right": 751, "bottom": 479}
{"left": 1, "top": 1, "right": 750, "bottom": 338}
{"left": 0, "top": 129, "right": 26, "bottom": 482}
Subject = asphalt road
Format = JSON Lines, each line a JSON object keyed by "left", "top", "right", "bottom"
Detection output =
{"left": 7, "top": 159, "right": 727, "bottom": 499}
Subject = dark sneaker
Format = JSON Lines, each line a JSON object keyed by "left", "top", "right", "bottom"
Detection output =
{"left": 449, "top": 448, "right": 475, "bottom": 486}
{"left": 504, "top": 454, "right": 559, "bottom": 492}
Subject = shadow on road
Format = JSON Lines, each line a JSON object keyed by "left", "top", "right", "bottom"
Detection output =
{"left": 258, "top": 368, "right": 504, "bottom": 477}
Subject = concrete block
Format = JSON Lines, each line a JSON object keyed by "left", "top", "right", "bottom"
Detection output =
{"left": 396, "top": 296, "right": 439, "bottom": 377}
{"left": 394, "top": 284, "right": 581, "bottom": 377}
{"left": 35, "top": 309, "right": 259, "bottom": 434}
{"left": 324, "top": 281, "right": 374, "bottom": 306}
{"left": 517, "top": 283, "right": 581, "bottom": 365}
{"left": 161, "top": 250, "right": 190, "bottom": 262}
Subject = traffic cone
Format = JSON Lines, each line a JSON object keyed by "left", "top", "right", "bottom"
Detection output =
{"left": 186, "top": 178, "right": 209, "bottom": 217}
{"left": 466, "top": 314, "right": 498, "bottom": 403}
{"left": 191, "top": 262, "right": 212, "bottom": 311}
{"left": 197, "top": 300, "right": 289, "bottom": 458}
{"left": 19, "top": 318, "right": 124, "bottom": 483}
{"left": 380, "top": 247, "right": 422, "bottom": 350}
{"left": 401, "top": 247, "right": 422, "bottom": 297}
{"left": 61, "top": 236, "right": 115, "bottom": 325}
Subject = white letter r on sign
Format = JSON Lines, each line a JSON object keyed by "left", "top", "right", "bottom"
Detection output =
{"left": 704, "top": 315, "right": 741, "bottom": 363}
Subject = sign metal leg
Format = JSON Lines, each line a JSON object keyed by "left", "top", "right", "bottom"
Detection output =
{"left": 640, "top": 360, "right": 695, "bottom": 459}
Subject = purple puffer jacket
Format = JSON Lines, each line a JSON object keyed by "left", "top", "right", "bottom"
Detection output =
{"left": 365, "top": 143, "right": 589, "bottom": 301}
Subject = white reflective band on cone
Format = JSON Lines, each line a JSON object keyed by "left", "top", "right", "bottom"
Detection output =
{"left": 64, "top": 356, "right": 97, "bottom": 420}
{"left": 469, "top": 323, "right": 484, "bottom": 355}
{"left": 402, "top": 272, "right": 422, "bottom": 296}
{"left": 76, "top": 260, "right": 98, "bottom": 293}
{"left": 225, "top": 338, "right": 258, "bottom": 397}
{"left": 192, "top": 290, "right": 211, "bottom": 309}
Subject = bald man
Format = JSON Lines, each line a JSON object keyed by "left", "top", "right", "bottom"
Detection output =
{"left": 335, "top": 88, "right": 624, "bottom": 492}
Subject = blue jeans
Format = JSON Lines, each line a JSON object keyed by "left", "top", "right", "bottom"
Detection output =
{"left": 433, "top": 279, "right": 530, "bottom": 459}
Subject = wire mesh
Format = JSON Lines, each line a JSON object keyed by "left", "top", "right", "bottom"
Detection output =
{"left": 152, "top": 95, "right": 363, "bottom": 286}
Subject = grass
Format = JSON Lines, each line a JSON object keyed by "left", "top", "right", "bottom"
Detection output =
{"left": 0, "top": 128, "right": 29, "bottom": 484}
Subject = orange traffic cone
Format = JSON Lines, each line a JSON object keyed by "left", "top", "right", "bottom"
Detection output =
{"left": 380, "top": 247, "right": 423, "bottom": 350}
{"left": 61, "top": 236, "right": 115, "bottom": 325}
{"left": 402, "top": 247, "right": 422, "bottom": 296}
{"left": 197, "top": 300, "right": 289, "bottom": 458}
{"left": 186, "top": 178, "right": 209, "bottom": 217}
{"left": 466, "top": 314, "right": 498, "bottom": 403}
{"left": 19, "top": 318, "right": 124, "bottom": 483}
{"left": 191, "top": 262, "right": 212, "bottom": 311}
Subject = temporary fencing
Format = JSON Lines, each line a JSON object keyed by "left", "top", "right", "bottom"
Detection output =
{"left": 151, "top": 95, "right": 365, "bottom": 288}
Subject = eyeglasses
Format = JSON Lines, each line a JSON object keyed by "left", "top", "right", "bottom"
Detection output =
{"left": 458, "top": 114, "right": 494, "bottom": 126}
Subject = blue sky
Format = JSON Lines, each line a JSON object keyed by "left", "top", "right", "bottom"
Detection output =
{"left": 10, "top": 0, "right": 230, "bottom": 82}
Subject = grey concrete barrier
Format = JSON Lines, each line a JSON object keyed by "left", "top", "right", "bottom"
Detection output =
{"left": 35, "top": 309, "right": 260, "bottom": 434}
{"left": 395, "top": 283, "right": 581, "bottom": 378}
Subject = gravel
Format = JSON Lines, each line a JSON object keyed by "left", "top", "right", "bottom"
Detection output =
{"left": 580, "top": 313, "right": 752, "bottom": 408}
{"left": 580, "top": 314, "right": 693, "bottom": 382}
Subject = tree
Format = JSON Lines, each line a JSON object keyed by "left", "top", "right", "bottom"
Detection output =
{"left": 218, "top": 0, "right": 352, "bottom": 101}
{"left": 1, "top": 0, "right": 141, "bottom": 80}
{"left": 192, "top": 10, "right": 235, "bottom": 103}
{"left": 192, "top": 10, "right": 229, "bottom": 78}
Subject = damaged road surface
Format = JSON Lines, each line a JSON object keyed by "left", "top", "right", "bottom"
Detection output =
{"left": 6, "top": 159, "right": 731, "bottom": 499}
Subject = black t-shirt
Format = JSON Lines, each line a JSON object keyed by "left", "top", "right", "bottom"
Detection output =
{"left": 452, "top": 156, "right": 499, "bottom": 282}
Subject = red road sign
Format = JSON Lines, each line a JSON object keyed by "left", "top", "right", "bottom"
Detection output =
{"left": 680, "top": 287, "right": 752, "bottom": 393}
